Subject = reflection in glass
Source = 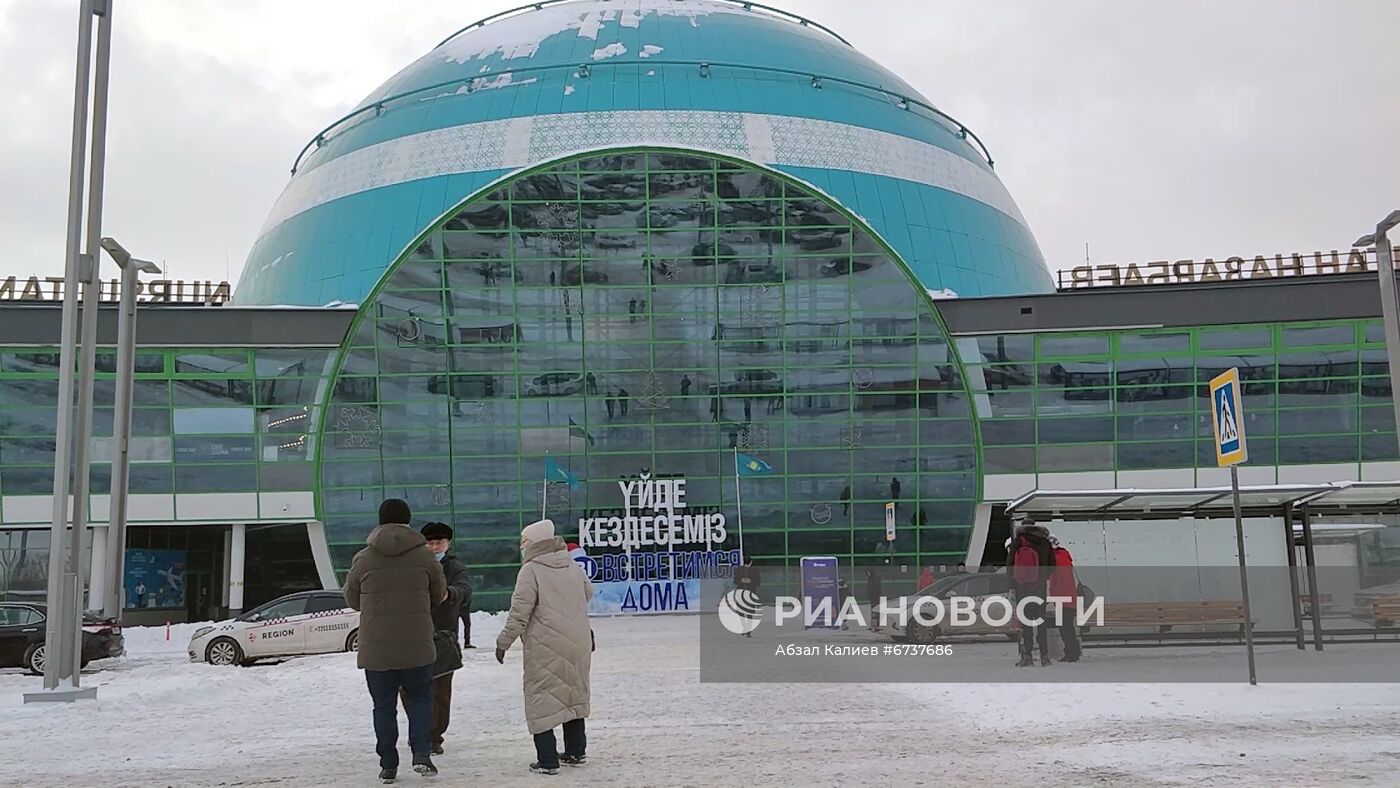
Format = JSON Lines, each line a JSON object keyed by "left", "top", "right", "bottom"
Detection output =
{"left": 315, "top": 151, "right": 980, "bottom": 601}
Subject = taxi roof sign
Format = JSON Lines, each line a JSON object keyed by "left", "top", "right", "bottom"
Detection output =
{"left": 1210, "top": 368, "right": 1248, "bottom": 467}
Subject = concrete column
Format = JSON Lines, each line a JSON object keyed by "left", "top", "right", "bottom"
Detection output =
{"left": 220, "top": 527, "right": 231, "bottom": 611}
{"left": 306, "top": 521, "right": 338, "bottom": 590}
{"left": 87, "top": 525, "right": 107, "bottom": 613}
{"left": 229, "top": 523, "right": 246, "bottom": 616}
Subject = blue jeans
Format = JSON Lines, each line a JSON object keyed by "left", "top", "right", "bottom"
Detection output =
{"left": 365, "top": 664, "right": 433, "bottom": 769}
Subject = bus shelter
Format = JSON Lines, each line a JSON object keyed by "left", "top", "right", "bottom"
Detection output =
{"left": 1004, "top": 481, "right": 1400, "bottom": 649}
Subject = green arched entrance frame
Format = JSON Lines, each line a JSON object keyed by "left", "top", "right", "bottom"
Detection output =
{"left": 313, "top": 148, "right": 984, "bottom": 609}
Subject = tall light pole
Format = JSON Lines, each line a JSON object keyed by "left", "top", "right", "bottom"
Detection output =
{"left": 98, "top": 238, "right": 161, "bottom": 620}
{"left": 1354, "top": 208, "right": 1400, "bottom": 453}
{"left": 27, "top": 0, "right": 113, "bottom": 704}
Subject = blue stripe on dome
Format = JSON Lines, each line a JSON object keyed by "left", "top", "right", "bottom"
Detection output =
{"left": 235, "top": 165, "right": 1048, "bottom": 307}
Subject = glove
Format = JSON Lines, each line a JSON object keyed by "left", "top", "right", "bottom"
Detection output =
{"left": 495, "top": 647, "right": 506, "bottom": 664}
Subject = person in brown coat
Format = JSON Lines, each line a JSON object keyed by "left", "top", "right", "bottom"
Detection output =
{"left": 495, "top": 519, "right": 594, "bottom": 776}
{"left": 344, "top": 498, "right": 447, "bottom": 783}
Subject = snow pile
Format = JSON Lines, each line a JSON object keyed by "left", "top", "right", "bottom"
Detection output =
{"left": 590, "top": 42, "right": 628, "bottom": 60}
{"left": 639, "top": 44, "right": 664, "bottom": 58}
{"left": 122, "top": 620, "right": 216, "bottom": 656}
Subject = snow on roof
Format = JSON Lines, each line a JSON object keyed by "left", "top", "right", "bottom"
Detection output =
{"left": 439, "top": 0, "right": 723, "bottom": 64}
{"left": 591, "top": 42, "right": 628, "bottom": 60}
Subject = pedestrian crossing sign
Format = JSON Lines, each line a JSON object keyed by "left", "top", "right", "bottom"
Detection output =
{"left": 1210, "top": 368, "right": 1247, "bottom": 467}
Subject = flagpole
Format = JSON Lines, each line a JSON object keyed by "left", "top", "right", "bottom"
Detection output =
{"left": 734, "top": 448, "right": 745, "bottom": 560}
{"left": 541, "top": 452, "right": 549, "bottom": 521}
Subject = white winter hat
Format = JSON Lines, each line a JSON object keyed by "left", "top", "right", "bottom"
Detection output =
{"left": 521, "top": 519, "right": 555, "bottom": 544}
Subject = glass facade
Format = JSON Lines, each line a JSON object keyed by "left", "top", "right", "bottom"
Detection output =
{"left": 317, "top": 151, "right": 981, "bottom": 609}
{"left": 2, "top": 163, "right": 1396, "bottom": 613}
{"left": 966, "top": 320, "right": 1394, "bottom": 474}
{"left": 0, "top": 347, "right": 333, "bottom": 604}
{"left": 0, "top": 348, "right": 333, "bottom": 501}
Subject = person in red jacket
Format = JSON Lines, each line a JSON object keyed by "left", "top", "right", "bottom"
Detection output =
{"left": 917, "top": 565, "right": 935, "bottom": 593}
{"left": 1007, "top": 517, "right": 1054, "bottom": 666}
{"left": 1047, "top": 536, "right": 1081, "bottom": 662}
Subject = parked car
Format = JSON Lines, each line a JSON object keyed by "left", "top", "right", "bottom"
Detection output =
{"left": 188, "top": 590, "right": 358, "bottom": 667}
{"left": 819, "top": 257, "right": 875, "bottom": 278}
{"left": 0, "top": 602, "right": 124, "bottom": 676}
{"left": 593, "top": 232, "right": 637, "bottom": 249}
{"left": 562, "top": 265, "right": 609, "bottom": 285}
{"left": 690, "top": 241, "right": 738, "bottom": 264}
{"left": 524, "top": 372, "right": 585, "bottom": 397}
{"left": 725, "top": 368, "right": 783, "bottom": 395}
{"left": 795, "top": 230, "right": 844, "bottom": 251}
{"left": 891, "top": 571, "right": 1017, "bottom": 645}
{"left": 724, "top": 261, "right": 782, "bottom": 284}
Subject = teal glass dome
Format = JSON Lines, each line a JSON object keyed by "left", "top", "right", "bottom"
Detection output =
{"left": 236, "top": 0, "right": 1051, "bottom": 305}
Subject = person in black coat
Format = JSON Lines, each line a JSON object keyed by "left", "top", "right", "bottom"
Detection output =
{"left": 408, "top": 522, "right": 472, "bottom": 754}
{"left": 837, "top": 577, "right": 853, "bottom": 631}
{"left": 732, "top": 557, "right": 762, "bottom": 638}
{"left": 864, "top": 564, "right": 886, "bottom": 632}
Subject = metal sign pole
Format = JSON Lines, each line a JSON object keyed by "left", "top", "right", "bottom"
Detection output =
{"left": 1210, "top": 367, "right": 1256, "bottom": 687}
{"left": 1230, "top": 464, "right": 1257, "bottom": 686}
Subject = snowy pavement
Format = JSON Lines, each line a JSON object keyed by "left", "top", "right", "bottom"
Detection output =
{"left": 0, "top": 614, "right": 1398, "bottom": 787}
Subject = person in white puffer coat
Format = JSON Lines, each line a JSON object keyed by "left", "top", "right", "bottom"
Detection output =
{"left": 496, "top": 519, "right": 595, "bottom": 776}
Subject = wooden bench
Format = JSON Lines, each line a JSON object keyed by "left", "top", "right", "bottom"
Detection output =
{"left": 1371, "top": 598, "right": 1400, "bottom": 627}
{"left": 1097, "top": 601, "right": 1249, "bottom": 633}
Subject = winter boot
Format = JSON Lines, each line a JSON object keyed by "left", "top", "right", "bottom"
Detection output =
{"left": 412, "top": 756, "right": 437, "bottom": 777}
{"left": 530, "top": 762, "right": 560, "bottom": 776}
{"left": 431, "top": 743, "right": 445, "bottom": 756}
{"left": 1015, "top": 654, "right": 1033, "bottom": 667}
{"left": 378, "top": 767, "right": 397, "bottom": 784}
{"left": 559, "top": 754, "right": 587, "bottom": 767}
{"left": 1040, "top": 654, "right": 1053, "bottom": 667}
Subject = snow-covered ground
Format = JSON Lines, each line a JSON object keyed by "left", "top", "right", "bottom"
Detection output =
{"left": 0, "top": 614, "right": 1398, "bottom": 787}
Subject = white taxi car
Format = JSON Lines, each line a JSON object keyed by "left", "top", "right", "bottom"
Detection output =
{"left": 189, "top": 590, "right": 359, "bottom": 666}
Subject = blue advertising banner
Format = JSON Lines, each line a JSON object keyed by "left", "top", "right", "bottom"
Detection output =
{"left": 588, "top": 580, "right": 701, "bottom": 616}
{"left": 800, "top": 556, "right": 840, "bottom": 629}
{"left": 124, "top": 549, "right": 187, "bottom": 609}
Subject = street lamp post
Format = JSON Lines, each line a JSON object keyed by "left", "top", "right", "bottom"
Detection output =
{"left": 27, "top": 0, "right": 112, "bottom": 704}
{"left": 1354, "top": 209, "right": 1400, "bottom": 453}
{"left": 98, "top": 238, "right": 161, "bottom": 620}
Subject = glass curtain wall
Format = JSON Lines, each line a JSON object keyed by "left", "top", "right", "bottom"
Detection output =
{"left": 966, "top": 320, "right": 1395, "bottom": 474}
{"left": 316, "top": 150, "right": 981, "bottom": 609}
{"left": 0, "top": 347, "right": 332, "bottom": 600}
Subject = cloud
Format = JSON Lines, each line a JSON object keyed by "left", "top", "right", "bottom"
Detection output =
{"left": 2, "top": 0, "right": 1397, "bottom": 287}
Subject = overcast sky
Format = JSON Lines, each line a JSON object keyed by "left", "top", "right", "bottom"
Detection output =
{"left": 1, "top": 0, "right": 1397, "bottom": 288}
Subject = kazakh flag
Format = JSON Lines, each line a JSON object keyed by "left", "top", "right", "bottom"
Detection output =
{"left": 736, "top": 451, "right": 774, "bottom": 477}
{"left": 544, "top": 457, "right": 582, "bottom": 489}
{"left": 568, "top": 416, "right": 596, "bottom": 447}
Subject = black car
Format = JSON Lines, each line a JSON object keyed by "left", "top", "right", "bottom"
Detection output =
{"left": 0, "top": 603, "right": 125, "bottom": 675}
